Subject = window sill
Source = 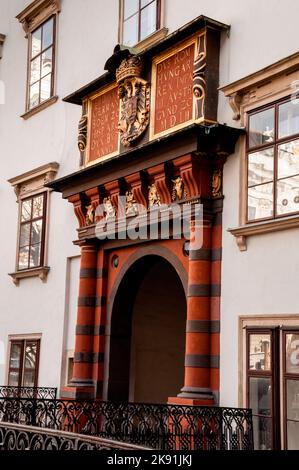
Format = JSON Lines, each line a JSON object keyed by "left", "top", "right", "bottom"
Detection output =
{"left": 134, "top": 27, "right": 168, "bottom": 51}
{"left": 228, "top": 215, "right": 299, "bottom": 251}
{"left": 9, "top": 267, "right": 50, "bottom": 286}
{"left": 21, "top": 96, "right": 58, "bottom": 120}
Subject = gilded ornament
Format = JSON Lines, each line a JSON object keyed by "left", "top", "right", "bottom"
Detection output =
{"left": 148, "top": 184, "right": 161, "bottom": 208}
{"left": 212, "top": 170, "right": 222, "bottom": 198}
{"left": 125, "top": 190, "right": 138, "bottom": 216}
{"left": 85, "top": 204, "right": 95, "bottom": 226}
{"left": 103, "top": 197, "right": 116, "bottom": 220}
{"left": 116, "top": 56, "right": 150, "bottom": 147}
{"left": 78, "top": 115, "right": 88, "bottom": 153}
{"left": 172, "top": 177, "right": 187, "bottom": 201}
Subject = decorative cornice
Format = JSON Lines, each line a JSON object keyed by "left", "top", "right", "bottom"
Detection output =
{"left": 0, "top": 34, "right": 5, "bottom": 59}
{"left": 8, "top": 162, "right": 59, "bottom": 199}
{"left": 220, "top": 51, "right": 299, "bottom": 121}
{"left": 229, "top": 215, "right": 299, "bottom": 251}
{"left": 16, "top": 0, "right": 60, "bottom": 36}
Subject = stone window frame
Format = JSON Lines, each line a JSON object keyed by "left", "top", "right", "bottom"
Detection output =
{"left": 239, "top": 314, "right": 299, "bottom": 450}
{"left": 118, "top": 0, "right": 168, "bottom": 51}
{"left": 221, "top": 52, "right": 299, "bottom": 251}
{"left": 7, "top": 336, "right": 41, "bottom": 388}
{"left": 8, "top": 162, "right": 59, "bottom": 286}
{"left": 0, "top": 34, "right": 5, "bottom": 59}
{"left": 16, "top": 0, "right": 61, "bottom": 119}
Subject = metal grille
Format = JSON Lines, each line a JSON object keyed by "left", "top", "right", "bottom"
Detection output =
{"left": 0, "top": 387, "right": 57, "bottom": 400}
{"left": 0, "top": 398, "right": 253, "bottom": 450}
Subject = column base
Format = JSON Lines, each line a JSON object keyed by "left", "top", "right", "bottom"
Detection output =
{"left": 60, "top": 383, "right": 96, "bottom": 400}
{"left": 170, "top": 386, "right": 215, "bottom": 406}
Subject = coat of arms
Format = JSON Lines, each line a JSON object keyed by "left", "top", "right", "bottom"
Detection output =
{"left": 116, "top": 56, "right": 150, "bottom": 147}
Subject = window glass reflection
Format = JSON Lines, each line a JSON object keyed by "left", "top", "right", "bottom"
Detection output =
{"left": 276, "top": 175, "right": 299, "bottom": 215}
{"left": 249, "top": 334, "right": 271, "bottom": 371}
{"left": 248, "top": 183, "right": 273, "bottom": 221}
{"left": 279, "top": 100, "right": 299, "bottom": 139}
{"left": 248, "top": 148, "right": 274, "bottom": 187}
{"left": 286, "top": 334, "right": 299, "bottom": 374}
{"left": 249, "top": 108, "right": 275, "bottom": 148}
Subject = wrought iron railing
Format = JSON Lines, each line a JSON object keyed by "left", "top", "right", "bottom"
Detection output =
{"left": 0, "top": 421, "right": 148, "bottom": 450}
{"left": 0, "top": 398, "right": 253, "bottom": 450}
{"left": 0, "top": 387, "right": 57, "bottom": 400}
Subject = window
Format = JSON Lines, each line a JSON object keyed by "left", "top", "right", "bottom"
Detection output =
{"left": 247, "top": 97, "right": 299, "bottom": 222}
{"left": 121, "top": 0, "right": 161, "bottom": 46}
{"left": 243, "top": 322, "right": 299, "bottom": 450}
{"left": 8, "top": 162, "right": 59, "bottom": 285}
{"left": 16, "top": 0, "right": 60, "bottom": 118}
{"left": 8, "top": 339, "right": 40, "bottom": 388}
{"left": 18, "top": 193, "right": 47, "bottom": 271}
{"left": 246, "top": 329, "right": 280, "bottom": 450}
{"left": 28, "top": 17, "right": 56, "bottom": 110}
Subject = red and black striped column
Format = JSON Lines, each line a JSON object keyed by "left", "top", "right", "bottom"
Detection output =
{"left": 177, "top": 217, "right": 216, "bottom": 404}
{"left": 64, "top": 243, "right": 98, "bottom": 399}
{"left": 92, "top": 248, "right": 108, "bottom": 398}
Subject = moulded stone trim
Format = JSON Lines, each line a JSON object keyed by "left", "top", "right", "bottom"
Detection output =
{"left": 16, "top": 0, "right": 61, "bottom": 36}
{"left": 229, "top": 215, "right": 299, "bottom": 251}
{"left": 8, "top": 267, "right": 50, "bottom": 286}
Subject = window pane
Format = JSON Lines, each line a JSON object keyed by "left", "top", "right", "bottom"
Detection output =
{"left": 31, "top": 27, "right": 42, "bottom": 57}
{"left": 278, "top": 100, "right": 299, "bottom": 139}
{"left": 278, "top": 140, "right": 299, "bottom": 179}
{"left": 31, "top": 220, "right": 43, "bottom": 245}
{"left": 141, "top": 0, "right": 153, "bottom": 6}
{"left": 248, "top": 148, "right": 274, "bottom": 187}
{"left": 8, "top": 371, "right": 19, "bottom": 387}
{"left": 140, "top": 1, "right": 157, "bottom": 40}
{"left": 21, "top": 199, "right": 32, "bottom": 222}
{"left": 18, "top": 246, "right": 29, "bottom": 270}
{"left": 42, "top": 18, "right": 54, "bottom": 49}
{"left": 252, "top": 415, "right": 272, "bottom": 451}
{"left": 19, "top": 223, "right": 31, "bottom": 248}
{"left": 24, "top": 342, "right": 37, "bottom": 369}
{"left": 248, "top": 182, "right": 273, "bottom": 221}
{"left": 30, "top": 244, "right": 41, "bottom": 268}
{"left": 276, "top": 175, "right": 299, "bottom": 215}
{"left": 249, "top": 377, "right": 271, "bottom": 416}
{"left": 249, "top": 334, "right": 271, "bottom": 371}
{"left": 30, "top": 56, "right": 41, "bottom": 84}
{"left": 41, "top": 47, "right": 53, "bottom": 78}
{"left": 286, "top": 380, "right": 299, "bottom": 449}
{"left": 29, "top": 82, "right": 40, "bottom": 109}
{"left": 124, "top": 0, "right": 138, "bottom": 19}
{"left": 286, "top": 334, "right": 299, "bottom": 374}
{"left": 249, "top": 108, "right": 275, "bottom": 148}
{"left": 23, "top": 370, "right": 35, "bottom": 387}
{"left": 9, "top": 343, "right": 22, "bottom": 369}
{"left": 33, "top": 195, "right": 44, "bottom": 219}
{"left": 123, "top": 14, "right": 139, "bottom": 46}
{"left": 40, "top": 74, "right": 51, "bottom": 102}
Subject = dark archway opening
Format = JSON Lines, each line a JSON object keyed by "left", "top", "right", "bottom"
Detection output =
{"left": 108, "top": 255, "right": 186, "bottom": 404}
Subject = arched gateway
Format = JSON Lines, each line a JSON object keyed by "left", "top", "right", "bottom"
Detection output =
{"left": 48, "top": 16, "right": 242, "bottom": 407}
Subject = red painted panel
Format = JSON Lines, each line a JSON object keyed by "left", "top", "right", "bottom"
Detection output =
{"left": 154, "top": 44, "right": 194, "bottom": 135}
{"left": 89, "top": 87, "right": 119, "bottom": 161}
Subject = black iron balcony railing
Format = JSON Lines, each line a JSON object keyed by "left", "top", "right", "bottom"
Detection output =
{"left": 0, "top": 398, "right": 254, "bottom": 450}
{"left": 0, "top": 386, "right": 57, "bottom": 400}
{"left": 0, "top": 421, "right": 148, "bottom": 451}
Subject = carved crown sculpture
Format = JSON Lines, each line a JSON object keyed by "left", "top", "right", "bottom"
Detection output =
{"left": 116, "top": 56, "right": 143, "bottom": 83}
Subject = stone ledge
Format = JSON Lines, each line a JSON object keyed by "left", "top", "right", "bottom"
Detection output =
{"left": 228, "top": 215, "right": 299, "bottom": 251}
{"left": 20, "top": 95, "right": 58, "bottom": 120}
{"left": 8, "top": 266, "right": 50, "bottom": 286}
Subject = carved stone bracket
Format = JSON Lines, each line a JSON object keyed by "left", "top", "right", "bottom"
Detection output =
{"left": 78, "top": 114, "right": 88, "bottom": 165}
{"left": 9, "top": 267, "right": 50, "bottom": 286}
{"left": 68, "top": 193, "right": 86, "bottom": 229}
{"left": 104, "top": 180, "right": 120, "bottom": 216}
{"left": 0, "top": 34, "right": 5, "bottom": 59}
{"left": 147, "top": 164, "right": 171, "bottom": 205}
{"left": 229, "top": 92, "right": 242, "bottom": 121}
{"left": 173, "top": 155, "right": 200, "bottom": 199}
{"left": 124, "top": 172, "right": 147, "bottom": 209}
